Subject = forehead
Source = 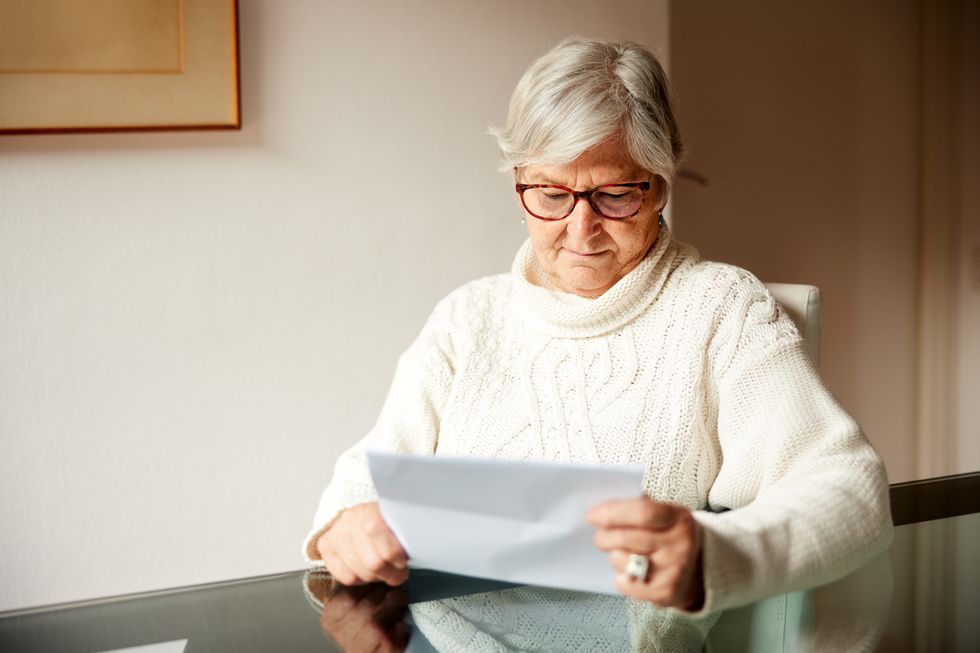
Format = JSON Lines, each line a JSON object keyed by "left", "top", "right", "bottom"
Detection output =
{"left": 519, "top": 140, "right": 646, "bottom": 185}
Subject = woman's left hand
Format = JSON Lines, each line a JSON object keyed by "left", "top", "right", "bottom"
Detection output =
{"left": 587, "top": 497, "right": 705, "bottom": 610}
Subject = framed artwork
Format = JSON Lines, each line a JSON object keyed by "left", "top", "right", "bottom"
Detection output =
{"left": 0, "top": 0, "right": 240, "bottom": 134}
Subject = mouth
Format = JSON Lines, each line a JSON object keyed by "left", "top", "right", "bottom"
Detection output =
{"left": 564, "top": 248, "right": 605, "bottom": 257}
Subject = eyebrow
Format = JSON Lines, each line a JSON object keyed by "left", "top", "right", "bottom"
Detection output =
{"left": 520, "top": 176, "right": 643, "bottom": 187}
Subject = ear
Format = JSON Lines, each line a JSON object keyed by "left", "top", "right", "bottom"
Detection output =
{"left": 653, "top": 175, "right": 671, "bottom": 213}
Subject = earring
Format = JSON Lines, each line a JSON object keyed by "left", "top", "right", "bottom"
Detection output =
{"left": 658, "top": 213, "right": 666, "bottom": 227}
{"left": 521, "top": 216, "right": 526, "bottom": 225}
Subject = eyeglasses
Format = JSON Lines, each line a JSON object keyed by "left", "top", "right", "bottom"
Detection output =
{"left": 515, "top": 181, "right": 652, "bottom": 221}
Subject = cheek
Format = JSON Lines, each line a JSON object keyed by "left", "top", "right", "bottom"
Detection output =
{"left": 610, "top": 223, "right": 658, "bottom": 259}
{"left": 527, "top": 222, "right": 564, "bottom": 254}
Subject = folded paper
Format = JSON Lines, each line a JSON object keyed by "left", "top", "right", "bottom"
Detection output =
{"left": 367, "top": 451, "right": 644, "bottom": 594}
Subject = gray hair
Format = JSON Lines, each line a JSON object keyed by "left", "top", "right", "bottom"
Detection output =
{"left": 490, "top": 37, "right": 684, "bottom": 185}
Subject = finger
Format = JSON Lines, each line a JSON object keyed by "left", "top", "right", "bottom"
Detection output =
{"left": 629, "top": 571, "right": 692, "bottom": 608}
{"left": 358, "top": 506, "right": 409, "bottom": 569}
{"left": 609, "top": 549, "right": 655, "bottom": 586}
{"left": 607, "top": 549, "right": 631, "bottom": 573}
{"left": 649, "top": 537, "right": 695, "bottom": 572}
{"left": 352, "top": 542, "right": 410, "bottom": 587}
{"left": 593, "top": 526, "right": 662, "bottom": 552}
{"left": 366, "top": 526, "right": 410, "bottom": 585}
{"left": 373, "top": 528, "right": 409, "bottom": 570}
{"left": 366, "top": 546, "right": 410, "bottom": 586}
{"left": 615, "top": 571, "right": 654, "bottom": 601}
{"left": 380, "top": 565, "right": 409, "bottom": 587}
{"left": 325, "top": 554, "right": 366, "bottom": 586}
{"left": 612, "top": 554, "right": 696, "bottom": 609}
{"left": 611, "top": 548, "right": 683, "bottom": 583}
{"left": 588, "top": 498, "right": 678, "bottom": 529}
{"left": 320, "top": 521, "right": 373, "bottom": 587}
{"left": 614, "top": 569, "right": 679, "bottom": 602}
{"left": 356, "top": 510, "right": 409, "bottom": 579}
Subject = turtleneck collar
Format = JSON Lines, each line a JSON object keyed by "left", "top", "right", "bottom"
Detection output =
{"left": 512, "top": 225, "right": 681, "bottom": 338}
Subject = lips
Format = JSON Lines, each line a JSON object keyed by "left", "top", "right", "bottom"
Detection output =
{"left": 564, "top": 248, "right": 604, "bottom": 257}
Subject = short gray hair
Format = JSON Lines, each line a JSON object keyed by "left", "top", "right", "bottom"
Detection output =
{"left": 490, "top": 37, "right": 683, "bottom": 184}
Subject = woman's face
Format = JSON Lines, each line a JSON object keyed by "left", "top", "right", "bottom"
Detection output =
{"left": 517, "top": 139, "right": 662, "bottom": 298}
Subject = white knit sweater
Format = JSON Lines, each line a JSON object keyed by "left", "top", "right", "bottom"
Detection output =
{"left": 304, "top": 228, "right": 893, "bottom": 614}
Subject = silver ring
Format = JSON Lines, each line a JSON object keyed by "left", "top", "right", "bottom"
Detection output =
{"left": 625, "top": 553, "right": 650, "bottom": 582}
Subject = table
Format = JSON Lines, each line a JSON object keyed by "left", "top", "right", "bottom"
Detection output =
{"left": 1, "top": 473, "right": 978, "bottom": 652}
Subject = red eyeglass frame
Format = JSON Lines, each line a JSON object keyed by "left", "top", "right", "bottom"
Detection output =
{"left": 514, "top": 181, "right": 652, "bottom": 221}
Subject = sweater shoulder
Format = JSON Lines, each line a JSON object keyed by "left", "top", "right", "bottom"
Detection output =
{"left": 443, "top": 272, "right": 515, "bottom": 302}
{"left": 665, "top": 244, "right": 802, "bottom": 371}
{"left": 424, "top": 272, "right": 515, "bottom": 338}
{"left": 435, "top": 272, "right": 514, "bottom": 314}
{"left": 669, "top": 243, "right": 772, "bottom": 306}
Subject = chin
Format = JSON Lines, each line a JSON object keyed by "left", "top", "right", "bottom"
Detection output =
{"left": 562, "top": 274, "right": 613, "bottom": 297}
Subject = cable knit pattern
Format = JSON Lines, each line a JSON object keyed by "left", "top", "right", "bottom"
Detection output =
{"left": 304, "top": 227, "right": 893, "bottom": 614}
{"left": 409, "top": 587, "right": 718, "bottom": 652}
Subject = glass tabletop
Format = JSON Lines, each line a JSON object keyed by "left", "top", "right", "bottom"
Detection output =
{"left": 1, "top": 474, "right": 978, "bottom": 652}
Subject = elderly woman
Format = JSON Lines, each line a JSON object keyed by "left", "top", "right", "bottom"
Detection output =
{"left": 304, "top": 37, "right": 892, "bottom": 614}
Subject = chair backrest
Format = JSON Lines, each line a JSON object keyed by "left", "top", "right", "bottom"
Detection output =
{"left": 707, "top": 284, "right": 823, "bottom": 650}
{"left": 764, "top": 282, "right": 822, "bottom": 367}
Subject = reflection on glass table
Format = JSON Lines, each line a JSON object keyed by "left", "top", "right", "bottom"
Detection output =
{"left": 1, "top": 473, "right": 978, "bottom": 652}
{"left": 305, "top": 555, "right": 892, "bottom": 652}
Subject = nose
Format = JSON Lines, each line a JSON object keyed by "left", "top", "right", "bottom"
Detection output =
{"left": 566, "top": 197, "right": 603, "bottom": 240}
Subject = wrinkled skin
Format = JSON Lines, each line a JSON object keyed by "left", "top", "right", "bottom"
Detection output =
{"left": 517, "top": 137, "right": 665, "bottom": 298}
{"left": 588, "top": 496, "right": 705, "bottom": 610}
{"left": 316, "top": 502, "right": 409, "bottom": 587}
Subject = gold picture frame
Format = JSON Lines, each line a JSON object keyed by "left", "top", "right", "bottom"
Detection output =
{"left": 0, "top": 0, "right": 240, "bottom": 134}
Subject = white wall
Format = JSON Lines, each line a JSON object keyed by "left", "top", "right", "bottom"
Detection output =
{"left": 0, "top": 0, "right": 669, "bottom": 612}
{"left": 670, "top": 0, "right": 920, "bottom": 482}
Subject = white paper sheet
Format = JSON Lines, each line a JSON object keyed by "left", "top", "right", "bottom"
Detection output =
{"left": 367, "top": 451, "right": 644, "bottom": 595}
{"left": 93, "top": 640, "right": 187, "bottom": 653}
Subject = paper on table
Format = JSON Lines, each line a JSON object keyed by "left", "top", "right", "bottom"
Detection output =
{"left": 94, "top": 641, "right": 188, "bottom": 653}
{"left": 367, "top": 451, "right": 644, "bottom": 595}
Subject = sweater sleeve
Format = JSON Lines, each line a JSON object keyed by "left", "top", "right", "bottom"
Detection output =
{"left": 690, "top": 279, "right": 893, "bottom": 614}
{"left": 302, "top": 295, "right": 456, "bottom": 563}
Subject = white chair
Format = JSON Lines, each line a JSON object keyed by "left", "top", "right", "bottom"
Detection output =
{"left": 764, "top": 282, "right": 822, "bottom": 367}
{"left": 706, "top": 283, "right": 822, "bottom": 651}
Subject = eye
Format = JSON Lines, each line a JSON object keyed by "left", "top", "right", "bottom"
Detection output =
{"left": 540, "top": 190, "right": 570, "bottom": 201}
{"left": 597, "top": 191, "right": 631, "bottom": 202}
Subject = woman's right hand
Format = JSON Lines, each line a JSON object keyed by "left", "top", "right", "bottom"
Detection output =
{"left": 316, "top": 502, "right": 409, "bottom": 586}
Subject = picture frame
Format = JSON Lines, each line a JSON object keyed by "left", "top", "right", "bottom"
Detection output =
{"left": 0, "top": 0, "right": 240, "bottom": 134}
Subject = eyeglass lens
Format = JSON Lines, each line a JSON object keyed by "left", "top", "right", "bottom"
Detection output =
{"left": 522, "top": 185, "right": 646, "bottom": 219}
